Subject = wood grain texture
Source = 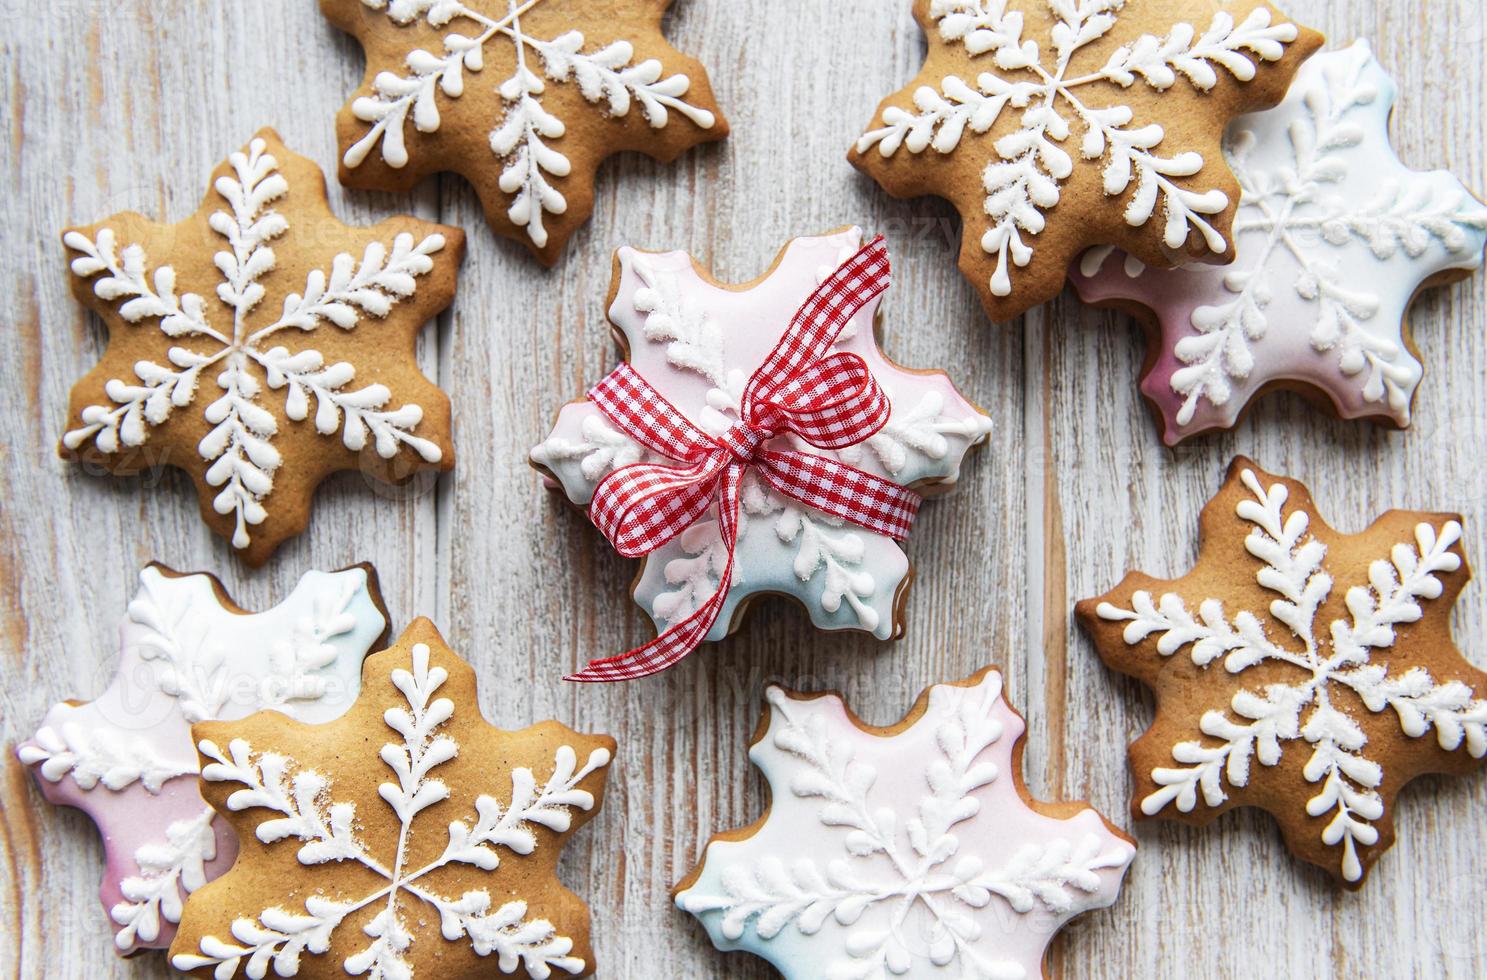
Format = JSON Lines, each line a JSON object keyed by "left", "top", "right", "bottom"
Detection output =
{"left": 0, "top": 1, "right": 1482, "bottom": 978}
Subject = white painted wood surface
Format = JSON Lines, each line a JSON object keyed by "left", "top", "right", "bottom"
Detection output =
{"left": 1, "top": 1, "right": 1484, "bottom": 977}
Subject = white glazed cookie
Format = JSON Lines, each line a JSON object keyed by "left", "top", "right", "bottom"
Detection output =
{"left": 1072, "top": 42, "right": 1487, "bottom": 445}
{"left": 17, "top": 564, "right": 388, "bottom": 955}
{"left": 675, "top": 668, "right": 1136, "bottom": 979}
{"left": 531, "top": 228, "right": 992, "bottom": 657}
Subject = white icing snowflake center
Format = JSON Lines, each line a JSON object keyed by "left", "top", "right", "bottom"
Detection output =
{"left": 174, "top": 642, "right": 612, "bottom": 978}
{"left": 678, "top": 675, "right": 1133, "bottom": 978}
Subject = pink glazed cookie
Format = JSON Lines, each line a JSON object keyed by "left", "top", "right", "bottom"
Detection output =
{"left": 17, "top": 564, "right": 388, "bottom": 954}
{"left": 531, "top": 228, "right": 992, "bottom": 679}
{"left": 1071, "top": 42, "right": 1487, "bottom": 446}
{"left": 675, "top": 667, "right": 1136, "bottom": 978}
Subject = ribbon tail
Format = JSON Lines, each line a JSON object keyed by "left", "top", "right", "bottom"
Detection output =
{"left": 563, "top": 562, "right": 732, "bottom": 682}
{"left": 566, "top": 469, "right": 743, "bottom": 683}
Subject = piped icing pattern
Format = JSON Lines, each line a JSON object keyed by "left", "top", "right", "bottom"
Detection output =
{"left": 169, "top": 620, "right": 614, "bottom": 979}
{"left": 851, "top": 0, "right": 1318, "bottom": 319}
{"left": 1079, "top": 459, "right": 1487, "bottom": 885}
{"left": 531, "top": 228, "right": 992, "bottom": 647}
{"left": 59, "top": 130, "right": 461, "bottom": 564}
{"left": 1071, "top": 42, "right": 1487, "bottom": 445}
{"left": 17, "top": 565, "right": 386, "bottom": 954}
{"left": 676, "top": 668, "right": 1136, "bottom": 979}
{"left": 328, "top": 0, "right": 727, "bottom": 260}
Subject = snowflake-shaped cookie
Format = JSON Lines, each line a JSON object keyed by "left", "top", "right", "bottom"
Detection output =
{"left": 531, "top": 228, "right": 991, "bottom": 653}
{"left": 676, "top": 667, "right": 1136, "bottom": 979}
{"left": 325, "top": 0, "right": 728, "bottom": 263}
{"left": 1077, "top": 458, "right": 1487, "bottom": 885}
{"left": 170, "top": 619, "right": 615, "bottom": 979}
{"left": 17, "top": 564, "right": 387, "bottom": 955}
{"left": 60, "top": 130, "right": 462, "bottom": 565}
{"left": 1071, "top": 42, "right": 1487, "bottom": 445}
{"left": 850, "top": 0, "right": 1321, "bottom": 321}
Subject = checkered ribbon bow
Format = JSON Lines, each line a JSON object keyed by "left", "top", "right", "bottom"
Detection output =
{"left": 567, "top": 238, "right": 921, "bottom": 683}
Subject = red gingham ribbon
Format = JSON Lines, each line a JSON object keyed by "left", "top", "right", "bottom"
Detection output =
{"left": 567, "top": 238, "right": 921, "bottom": 683}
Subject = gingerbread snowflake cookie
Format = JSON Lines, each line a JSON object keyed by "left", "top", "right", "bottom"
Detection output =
{"left": 850, "top": 1, "right": 1322, "bottom": 321}
{"left": 1072, "top": 42, "right": 1487, "bottom": 445}
{"left": 531, "top": 230, "right": 991, "bottom": 681}
{"left": 676, "top": 667, "right": 1136, "bottom": 978}
{"left": 60, "top": 130, "right": 462, "bottom": 565}
{"left": 17, "top": 564, "right": 388, "bottom": 955}
{"left": 1077, "top": 458, "right": 1487, "bottom": 885}
{"left": 170, "top": 618, "right": 615, "bottom": 978}
{"left": 325, "top": 0, "right": 728, "bottom": 263}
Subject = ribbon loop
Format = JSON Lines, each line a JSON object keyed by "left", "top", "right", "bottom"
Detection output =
{"left": 570, "top": 237, "right": 919, "bottom": 683}
{"left": 755, "top": 352, "right": 890, "bottom": 451}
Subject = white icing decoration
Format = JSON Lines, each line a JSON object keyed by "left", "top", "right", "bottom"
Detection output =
{"left": 677, "top": 671, "right": 1135, "bottom": 978}
{"left": 654, "top": 519, "right": 733, "bottom": 625}
{"left": 839, "top": 390, "right": 994, "bottom": 477}
{"left": 532, "top": 414, "right": 648, "bottom": 484}
{"left": 1167, "top": 43, "right": 1487, "bottom": 426}
{"left": 19, "top": 723, "right": 194, "bottom": 795}
{"left": 857, "top": 0, "right": 1300, "bottom": 297}
{"left": 174, "top": 642, "right": 611, "bottom": 978}
{"left": 110, "top": 807, "right": 218, "bottom": 949}
{"left": 1097, "top": 469, "right": 1487, "bottom": 882}
{"left": 741, "top": 476, "right": 878, "bottom": 632}
{"left": 706, "top": 377, "right": 880, "bottom": 630}
{"left": 631, "top": 251, "right": 727, "bottom": 385}
{"left": 347, "top": 0, "right": 719, "bottom": 247}
{"left": 63, "top": 138, "right": 447, "bottom": 551}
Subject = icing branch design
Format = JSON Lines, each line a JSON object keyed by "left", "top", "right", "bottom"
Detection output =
{"left": 677, "top": 673, "right": 1134, "bottom": 978}
{"left": 64, "top": 138, "right": 448, "bottom": 552}
{"left": 259, "top": 573, "right": 367, "bottom": 709}
{"left": 653, "top": 521, "right": 733, "bottom": 626}
{"left": 839, "top": 391, "right": 995, "bottom": 477}
{"left": 19, "top": 724, "right": 195, "bottom": 796}
{"left": 1072, "top": 44, "right": 1487, "bottom": 442}
{"left": 532, "top": 415, "right": 648, "bottom": 486}
{"left": 347, "top": 0, "right": 719, "bottom": 247}
{"left": 174, "top": 641, "right": 611, "bottom": 978}
{"left": 111, "top": 808, "right": 220, "bottom": 951}
{"left": 740, "top": 477, "right": 879, "bottom": 632}
{"left": 1096, "top": 469, "right": 1487, "bottom": 882}
{"left": 630, "top": 253, "right": 727, "bottom": 386}
{"left": 857, "top": 0, "right": 1300, "bottom": 297}
{"left": 533, "top": 230, "right": 992, "bottom": 666}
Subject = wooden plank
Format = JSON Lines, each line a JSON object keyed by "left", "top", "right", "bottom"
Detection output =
{"left": 0, "top": 0, "right": 1483, "bottom": 977}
